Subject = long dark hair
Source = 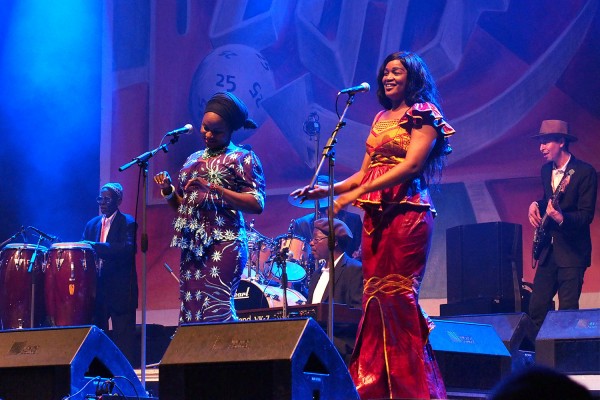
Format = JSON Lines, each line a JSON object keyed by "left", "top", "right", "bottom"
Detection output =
{"left": 376, "top": 51, "right": 449, "bottom": 183}
{"left": 376, "top": 51, "right": 442, "bottom": 111}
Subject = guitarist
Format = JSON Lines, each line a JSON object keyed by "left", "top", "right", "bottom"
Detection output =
{"left": 527, "top": 120, "right": 597, "bottom": 331}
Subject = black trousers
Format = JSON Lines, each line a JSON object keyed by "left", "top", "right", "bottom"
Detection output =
{"left": 94, "top": 305, "right": 137, "bottom": 366}
{"left": 529, "top": 248, "right": 586, "bottom": 330}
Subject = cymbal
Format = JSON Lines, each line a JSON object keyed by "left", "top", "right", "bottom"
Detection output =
{"left": 287, "top": 195, "right": 330, "bottom": 209}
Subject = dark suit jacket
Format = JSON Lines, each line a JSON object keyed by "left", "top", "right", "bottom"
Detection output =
{"left": 307, "top": 253, "right": 363, "bottom": 309}
{"left": 292, "top": 209, "right": 363, "bottom": 255}
{"left": 82, "top": 211, "right": 138, "bottom": 314}
{"left": 536, "top": 156, "right": 597, "bottom": 268}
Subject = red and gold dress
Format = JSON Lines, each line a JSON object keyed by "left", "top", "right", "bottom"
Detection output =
{"left": 349, "top": 103, "right": 455, "bottom": 399}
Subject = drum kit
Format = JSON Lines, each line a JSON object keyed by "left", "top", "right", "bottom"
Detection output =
{"left": 235, "top": 219, "right": 317, "bottom": 312}
{"left": 0, "top": 233, "right": 99, "bottom": 330}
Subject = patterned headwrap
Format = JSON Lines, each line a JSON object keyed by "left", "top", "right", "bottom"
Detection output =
{"left": 101, "top": 182, "right": 124, "bottom": 202}
{"left": 204, "top": 92, "right": 258, "bottom": 131}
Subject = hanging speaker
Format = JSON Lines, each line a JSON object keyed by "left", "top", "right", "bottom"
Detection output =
{"left": 0, "top": 325, "right": 146, "bottom": 399}
{"left": 159, "top": 318, "right": 359, "bottom": 400}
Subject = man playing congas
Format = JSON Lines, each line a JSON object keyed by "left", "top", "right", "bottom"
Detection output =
{"left": 82, "top": 182, "right": 138, "bottom": 365}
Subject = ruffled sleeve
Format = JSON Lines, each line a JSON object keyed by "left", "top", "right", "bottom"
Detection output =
{"left": 403, "top": 102, "right": 455, "bottom": 155}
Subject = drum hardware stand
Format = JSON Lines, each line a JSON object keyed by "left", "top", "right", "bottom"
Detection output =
{"left": 246, "top": 219, "right": 260, "bottom": 281}
{"left": 300, "top": 92, "right": 357, "bottom": 341}
{"left": 119, "top": 129, "right": 185, "bottom": 389}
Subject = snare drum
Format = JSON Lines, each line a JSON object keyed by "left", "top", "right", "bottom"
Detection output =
{"left": 234, "top": 279, "right": 306, "bottom": 311}
{"left": 270, "top": 234, "right": 310, "bottom": 282}
{"left": 0, "top": 243, "right": 47, "bottom": 329}
{"left": 44, "top": 242, "right": 98, "bottom": 326}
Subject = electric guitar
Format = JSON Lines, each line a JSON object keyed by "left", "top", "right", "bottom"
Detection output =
{"left": 532, "top": 169, "right": 574, "bottom": 263}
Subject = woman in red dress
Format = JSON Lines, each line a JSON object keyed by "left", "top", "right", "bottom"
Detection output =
{"left": 293, "top": 51, "right": 455, "bottom": 399}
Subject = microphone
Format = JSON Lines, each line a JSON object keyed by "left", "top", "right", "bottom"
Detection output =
{"left": 338, "top": 82, "right": 370, "bottom": 95}
{"left": 28, "top": 226, "right": 59, "bottom": 242}
{"left": 166, "top": 124, "right": 193, "bottom": 137}
{"left": 303, "top": 112, "right": 320, "bottom": 137}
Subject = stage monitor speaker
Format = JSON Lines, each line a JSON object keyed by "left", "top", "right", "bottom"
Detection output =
{"left": 446, "top": 222, "right": 523, "bottom": 311}
{"left": 159, "top": 318, "right": 359, "bottom": 400}
{"left": 0, "top": 325, "right": 145, "bottom": 399}
{"left": 430, "top": 319, "right": 512, "bottom": 391}
{"left": 536, "top": 309, "right": 600, "bottom": 374}
{"left": 439, "top": 313, "right": 536, "bottom": 354}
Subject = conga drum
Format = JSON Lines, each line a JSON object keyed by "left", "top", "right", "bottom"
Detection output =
{"left": 44, "top": 242, "right": 98, "bottom": 326}
{"left": 0, "top": 243, "right": 47, "bottom": 329}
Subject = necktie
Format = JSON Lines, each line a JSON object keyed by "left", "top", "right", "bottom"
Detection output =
{"left": 552, "top": 169, "right": 565, "bottom": 192}
{"left": 100, "top": 217, "right": 109, "bottom": 243}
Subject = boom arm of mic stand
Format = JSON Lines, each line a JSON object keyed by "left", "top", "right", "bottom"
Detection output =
{"left": 0, "top": 228, "right": 24, "bottom": 248}
{"left": 119, "top": 143, "right": 169, "bottom": 172}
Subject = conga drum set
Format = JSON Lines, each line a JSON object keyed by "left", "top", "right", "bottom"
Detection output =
{"left": 0, "top": 237, "right": 99, "bottom": 330}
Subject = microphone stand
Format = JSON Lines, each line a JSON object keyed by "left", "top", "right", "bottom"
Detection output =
{"left": 273, "top": 247, "right": 289, "bottom": 318}
{"left": 304, "top": 94, "right": 356, "bottom": 340}
{"left": 119, "top": 135, "right": 181, "bottom": 388}
{"left": 0, "top": 227, "right": 25, "bottom": 249}
{"left": 27, "top": 234, "right": 44, "bottom": 328}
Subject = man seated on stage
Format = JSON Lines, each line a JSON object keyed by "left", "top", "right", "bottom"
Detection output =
{"left": 308, "top": 218, "right": 363, "bottom": 308}
{"left": 291, "top": 176, "right": 363, "bottom": 258}
{"left": 308, "top": 218, "right": 363, "bottom": 365}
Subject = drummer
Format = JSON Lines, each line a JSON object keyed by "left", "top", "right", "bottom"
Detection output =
{"left": 291, "top": 176, "right": 363, "bottom": 257}
{"left": 82, "top": 182, "right": 138, "bottom": 365}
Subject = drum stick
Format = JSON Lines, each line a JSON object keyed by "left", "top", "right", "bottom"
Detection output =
{"left": 163, "top": 263, "right": 182, "bottom": 284}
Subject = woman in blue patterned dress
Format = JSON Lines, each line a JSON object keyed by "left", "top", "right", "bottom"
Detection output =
{"left": 154, "top": 92, "right": 265, "bottom": 323}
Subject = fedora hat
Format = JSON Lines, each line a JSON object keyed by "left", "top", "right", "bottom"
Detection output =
{"left": 532, "top": 120, "right": 577, "bottom": 142}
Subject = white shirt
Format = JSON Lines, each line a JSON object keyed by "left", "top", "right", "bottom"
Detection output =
{"left": 312, "top": 253, "right": 345, "bottom": 304}
{"left": 552, "top": 155, "right": 571, "bottom": 192}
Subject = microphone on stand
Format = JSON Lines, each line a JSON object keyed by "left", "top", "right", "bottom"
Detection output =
{"left": 165, "top": 124, "right": 193, "bottom": 137}
{"left": 288, "top": 219, "right": 295, "bottom": 237}
{"left": 338, "top": 82, "right": 370, "bottom": 95}
{"left": 28, "top": 226, "right": 59, "bottom": 242}
{"left": 303, "top": 112, "right": 321, "bottom": 139}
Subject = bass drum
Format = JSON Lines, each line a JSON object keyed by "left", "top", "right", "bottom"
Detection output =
{"left": 234, "top": 279, "right": 306, "bottom": 311}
